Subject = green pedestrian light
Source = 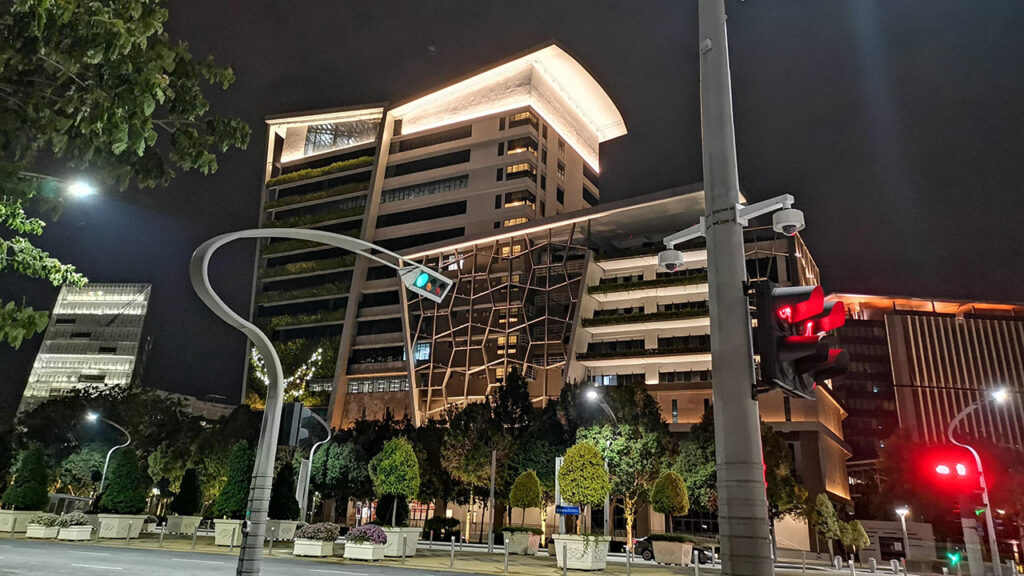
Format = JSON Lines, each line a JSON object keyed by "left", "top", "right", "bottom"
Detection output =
{"left": 414, "top": 272, "right": 429, "bottom": 288}
{"left": 947, "top": 551, "right": 961, "bottom": 566}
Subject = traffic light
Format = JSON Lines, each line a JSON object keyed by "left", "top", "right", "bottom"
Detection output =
{"left": 947, "top": 549, "right": 961, "bottom": 567}
{"left": 399, "top": 266, "right": 453, "bottom": 303}
{"left": 753, "top": 281, "right": 849, "bottom": 399}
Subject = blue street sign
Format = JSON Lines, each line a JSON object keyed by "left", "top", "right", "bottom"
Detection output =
{"left": 555, "top": 505, "right": 580, "bottom": 516}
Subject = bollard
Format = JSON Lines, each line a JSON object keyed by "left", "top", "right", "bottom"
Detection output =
{"left": 503, "top": 541, "right": 509, "bottom": 574}
{"left": 802, "top": 551, "right": 807, "bottom": 573}
{"left": 562, "top": 543, "right": 567, "bottom": 576}
{"left": 834, "top": 555, "right": 843, "bottom": 569}
{"left": 868, "top": 557, "right": 876, "bottom": 573}
{"left": 626, "top": 546, "right": 632, "bottom": 576}
{"left": 941, "top": 569, "right": 949, "bottom": 576}
{"left": 159, "top": 524, "right": 165, "bottom": 548}
{"left": 900, "top": 557, "right": 906, "bottom": 574}
{"left": 694, "top": 549, "right": 700, "bottom": 575}
{"left": 849, "top": 559, "right": 856, "bottom": 575}
{"left": 126, "top": 521, "right": 132, "bottom": 545}
{"left": 429, "top": 530, "right": 434, "bottom": 550}
{"left": 449, "top": 536, "right": 456, "bottom": 568}
{"left": 267, "top": 527, "right": 275, "bottom": 556}
{"left": 402, "top": 534, "right": 407, "bottom": 564}
{"left": 191, "top": 525, "right": 199, "bottom": 550}
{"left": 229, "top": 526, "right": 237, "bottom": 553}
{"left": 488, "top": 531, "right": 494, "bottom": 555}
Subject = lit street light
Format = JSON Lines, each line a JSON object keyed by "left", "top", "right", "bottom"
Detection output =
{"left": 85, "top": 412, "right": 131, "bottom": 496}
{"left": 585, "top": 386, "right": 618, "bottom": 429}
{"left": 583, "top": 386, "right": 616, "bottom": 538}
{"left": 20, "top": 171, "right": 96, "bottom": 198}
{"left": 947, "top": 387, "right": 1015, "bottom": 576}
{"left": 895, "top": 506, "right": 911, "bottom": 564}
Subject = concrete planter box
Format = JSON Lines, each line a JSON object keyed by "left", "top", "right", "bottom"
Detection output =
{"left": 214, "top": 519, "right": 244, "bottom": 546}
{"left": 165, "top": 515, "right": 202, "bottom": 535}
{"left": 552, "top": 534, "right": 611, "bottom": 570}
{"left": 503, "top": 530, "right": 541, "bottom": 555}
{"left": 58, "top": 525, "right": 94, "bottom": 541}
{"left": 344, "top": 541, "right": 384, "bottom": 561}
{"left": 293, "top": 539, "right": 335, "bottom": 557}
{"left": 652, "top": 540, "right": 693, "bottom": 566}
{"left": 267, "top": 519, "right": 299, "bottom": 540}
{"left": 381, "top": 526, "right": 419, "bottom": 557}
{"left": 0, "top": 510, "right": 41, "bottom": 533}
{"left": 26, "top": 524, "right": 59, "bottom": 539}
{"left": 98, "top": 514, "right": 147, "bottom": 539}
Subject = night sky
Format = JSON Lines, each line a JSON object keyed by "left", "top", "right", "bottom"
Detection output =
{"left": 3, "top": 1, "right": 1023, "bottom": 418}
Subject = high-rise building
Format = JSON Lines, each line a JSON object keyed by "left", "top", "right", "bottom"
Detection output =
{"left": 19, "top": 283, "right": 151, "bottom": 413}
{"left": 250, "top": 44, "right": 626, "bottom": 416}
{"left": 827, "top": 294, "right": 1024, "bottom": 516}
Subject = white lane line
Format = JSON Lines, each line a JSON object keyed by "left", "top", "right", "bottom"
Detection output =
{"left": 70, "top": 551, "right": 111, "bottom": 556}
{"left": 71, "top": 563, "right": 123, "bottom": 570}
{"left": 172, "top": 558, "right": 226, "bottom": 565}
{"left": 310, "top": 570, "right": 368, "bottom": 576}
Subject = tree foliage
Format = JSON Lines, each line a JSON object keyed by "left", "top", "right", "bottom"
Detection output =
{"left": 763, "top": 423, "right": 807, "bottom": 522}
{"left": 651, "top": 470, "right": 690, "bottom": 531}
{"left": 212, "top": 441, "right": 254, "bottom": 520}
{"left": 58, "top": 443, "right": 104, "bottom": 496}
{"left": 268, "top": 461, "right": 300, "bottom": 521}
{"left": 97, "top": 448, "right": 148, "bottom": 514}
{"left": 558, "top": 441, "right": 609, "bottom": 533}
{"left": 839, "top": 519, "right": 870, "bottom": 556}
{"left": 369, "top": 437, "right": 420, "bottom": 500}
{"left": 2, "top": 444, "right": 50, "bottom": 510}
{"left": 0, "top": 0, "right": 249, "bottom": 348}
{"left": 811, "top": 493, "right": 841, "bottom": 555}
{"left": 509, "top": 470, "right": 541, "bottom": 525}
{"left": 169, "top": 468, "right": 202, "bottom": 516}
{"left": 672, "top": 410, "right": 717, "bottom": 512}
{"left": 441, "top": 402, "right": 495, "bottom": 490}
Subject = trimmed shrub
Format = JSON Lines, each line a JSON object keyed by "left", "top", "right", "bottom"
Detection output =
{"left": 422, "top": 516, "right": 460, "bottom": 541}
{"left": 213, "top": 441, "right": 255, "bottom": 520}
{"left": 1, "top": 445, "right": 50, "bottom": 511}
{"left": 347, "top": 524, "right": 387, "bottom": 545}
{"left": 97, "top": 448, "right": 148, "bottom": 515}
{"left": 558, "top": 443, "right": 609, "bottom": 509}
{"left": 509, "top": 470, "right": 542, "bottom": 525}
{"left": 264, "top": 156, "right": 374, "bottom": 188}
{"left": 29, "top": 513, "right": 59, "bottom": 527}
{"left": 57, "top": 512, "right": 89, "bottom": 528}
{"left": 647, "top": 532, "right": 696, "bottom": 543}
{"left": 295, "top": 522, "right": 339, "bottom": 542}
{"left": 169, "top": 468, "right": 203, "bottom": 516}
{"left": 369, "top": 437, "right": 419, "bottom": 526}
{"left": 504, "top": 526, "right": 544, "bottom": 535}
{"left": 268, "top": 462, "right": 300, "bottom": 521}
{"left": 651, "top": 470, "right": 690, "bottom": 530}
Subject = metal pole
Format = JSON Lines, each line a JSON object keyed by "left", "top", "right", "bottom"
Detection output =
{"left": 488, "top": 450, "right": 496, "bottom": 553}
{"left": 603, "top": 458, "right": 610, "bottom": 537}
{"left": 949, "top": 401, "right": 1003, "bottom": 576}
{"left": 697, "top": 0, "right": 774, "bottom": 574}
{"left": 192, "top": 524, "right": 199, "bottom": 550}
{"left": 695, "top": 550, "right": 701, "bottom": 575}
{"left": 159, "top": 525, "right": 165, "bottom": 548}
{"left": 429, "top": 530, "right": 434, "bottom": 550}
{"left": 300, "top": 412, "right": 332, "bottom": 523}
{"left": 504, "top": 540, "right": 509, "bottom": 574}
{"left": 450, "top": 536, "right": 456, "bottom": 568}
{"left": 402, "top": 534, "right": 407, "bottom": 563}
{"left": 898, "top": 514, "right": 910, "bottom": 564}
{"left": 96, "top": 418, "right": 131, "bottom": 495}
{"left": 126, "top": 521, "right": 132, "bottom": 545}
{"left": 267, "top": 527, "right": 275, "bottom": 556}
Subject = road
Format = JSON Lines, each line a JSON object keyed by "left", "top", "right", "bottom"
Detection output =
{"left": 0, "top": 539, "right": 444, "bottom": 576}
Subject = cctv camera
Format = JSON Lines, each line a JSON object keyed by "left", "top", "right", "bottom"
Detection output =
{"left": 772, "top": 208, "right": 805, "bottom": 237}
{"left": 658, "top": 249, "right": 685, "bottom": 272}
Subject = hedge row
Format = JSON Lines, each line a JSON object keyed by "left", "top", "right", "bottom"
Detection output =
{"left": 582, "top": 306, "right": 709, "bottom": 328}
{"left": 588, "top": 272, "right": 708, "bottom": 294}
{"left": 259, "top": 255, "right": 357, "bottom": 279}
{"left": 265, "top": 181, "right": 369, "bottom": 210}
{"left": 265, "top": 206, "right": 364, "bottom": 229}
{"left": 576, "top": 344, "right": 711, "bottom": 360}
{"left": 256, "top": 282, "right": 351, "bottom": 305}
{"left": 265, "top": 156, "right": 374, "bottom": 188}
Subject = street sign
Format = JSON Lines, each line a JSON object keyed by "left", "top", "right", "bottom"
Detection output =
{"left": 556, "top": 505, "right": 580, "bottom": 516}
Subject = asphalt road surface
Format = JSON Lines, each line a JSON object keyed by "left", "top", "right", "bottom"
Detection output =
{"left": 0, "top": 539, "right": 448, "bottom": 576}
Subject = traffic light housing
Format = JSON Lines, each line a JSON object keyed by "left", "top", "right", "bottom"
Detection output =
{"left": 399, "top": 266, "right": 453, "bottom": 303}
{"left": 753, "top": 281, "right": 849, "bottom": 399}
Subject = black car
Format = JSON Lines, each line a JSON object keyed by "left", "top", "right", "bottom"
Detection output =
{"left": 632, "top": 538, "right": 715, "bottom": 564}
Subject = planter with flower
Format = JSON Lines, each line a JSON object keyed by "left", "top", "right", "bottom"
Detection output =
{"left": 0, "top": 445, "right": 50, "bottom": 533}
{"left": 26, "top": 513, "right": 60, "bottom": 539}
{"left": 504, "top": 471, "right": 543, "bottom": 555}
{"left": 551, "top": 443, "right": 611, "bottom": 570}
{"left": 368, "top": 438, "right": 420, "bottom": 558}
{"left": 293, "top": 522, "right": 339, "bottom": 557}
{"left": 212, "top": 442, "right": 254, "bottom": 546}
{"left": 57, "top": 512, "right": 94, "bottom": 541}
{"left": 343, "top": 524, "right": 387, "bottom": 561}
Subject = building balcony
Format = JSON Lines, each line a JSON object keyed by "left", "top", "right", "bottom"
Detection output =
{"left": 265, "top": 182, "right": 369, "bottom": 212}
{"left": 259, "top": 255, "right": 357, "bottom": 281}
{"left": 261, "top": 228, "right": 362, "bottom": 258}
{"left": 576, "top": 345, "right": 712, "bottom": 367}
{"left": 582, "top": 307, "right": 710, "bottom": 329}
{"left": 588, "top": 273, "right": 709, "bottom": 303}
{"left": 255, "top": 282, "right": 351, "bottom": 307}
{"left": 265, "top": 205, "right": 365, "bottom": 229}
{"left": 259, "top": 309, "right": 345, "bottom": 332}
{"left": 265, "top": 156, "right": 374, "bottom": 189}
{"left": 348, "top": 360, "right": 407, "bottom": 376}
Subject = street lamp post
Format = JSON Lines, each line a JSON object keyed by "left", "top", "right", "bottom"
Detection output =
{"left": 191, "top": 227, "right": 452, "bottom": 576}
{"left": 948, "top": 388, "right": 1013, "bottom": 576}
{"left": 585, "top": 387, "right": 616, "bottom": 537}
{"left": 895, "top": 506, "right": 911, "bottom": 563}
{"left": 297, "top": 410, "right": 332, "bottom": 523}
{"left": 85, "top": 412, "right": 131, "bottom": 496}
{"left": 19, "top": 171, "right": 96, "bottom": 197}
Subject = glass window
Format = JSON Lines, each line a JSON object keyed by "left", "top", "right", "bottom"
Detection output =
{"left": 505, "top": 163, "right": 537, "bottom": 181}
{"left": 556, "top": 161, "right": 565, "bottom": 180}
{"left": 381, "top": 174, "right": 468, "bottom": 203}
{"left": 556, "top": 187, "right": 565, "bottom": 204}
{"left": 414, "top": 342, "right": 431, "bottom": 361}
{"left": 508, "top": 111, "right": 538, "bottom": 129}
{"left": 304, "top": 119, "right": 381, "bottom": 156}
{"left": 502, "top": 217, "right": 528, "bottom": 228}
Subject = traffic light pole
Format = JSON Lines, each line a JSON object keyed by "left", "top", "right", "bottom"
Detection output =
{"left": 697, "top": 1, "right": 775, "bottom": 574}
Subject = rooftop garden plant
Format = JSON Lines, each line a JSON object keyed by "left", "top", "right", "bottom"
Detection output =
{"left": 296, "top": 522, "right": 340, "bottom": 542}
{"left": 261, "top": 228, "right": 361, "bottom": 257}
{"left": 265, "top": 205, "right": 364, "bottom": 228}
{"left": 582, "top": 307, "right": 709, "bottom": 328}
{"left": 347, "top": 523, "right": 387, "bottom": 545}
{"left": 265, "top": 156, "right": 374, "bottom": 188}
{"left": 588, "top": 272, "right": 708, "bottom": 294}
{"left": 576, "top": 344, "right": 711, "bottom": 360}
{"left": 265, "top": 181, "right": 369, "bottom": 210}
{"left": 259, "top": 255, "right": 357, "bottom": 279}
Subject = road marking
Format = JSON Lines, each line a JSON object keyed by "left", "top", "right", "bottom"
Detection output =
{"left": 71, "top": 563, "right": 123, "bottom": 570}
{"left": 310, "top": 570, "right": 368, "bottom": 576}
{"left": 70, "top": 551, "right": 111, "bottom": 556}
{"left": 172, "top": 558, "right": 225, "bottom": 565}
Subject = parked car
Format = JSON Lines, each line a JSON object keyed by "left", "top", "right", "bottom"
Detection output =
{"left": 632, "top": 538, "right": 715, "bottom": 563}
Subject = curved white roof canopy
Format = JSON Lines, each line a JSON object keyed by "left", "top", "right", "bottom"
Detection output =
{"left": 390, "top": 45, "right": 626, "bottom": 172}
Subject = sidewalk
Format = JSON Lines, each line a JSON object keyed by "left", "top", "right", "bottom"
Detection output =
{"left": 0, "top": 531, "right": 914, "bottom": 576}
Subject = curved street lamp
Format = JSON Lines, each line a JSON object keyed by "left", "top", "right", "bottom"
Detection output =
{"left": 947, "top": 387, "right": 1015, "bottom": 576}
{"left": 894, "top": 506, "right": 911, "bottom": 563}
{"left": 190, "top": 227, "right": 451, "bottom": 576}
{"left": 585, "top": 387, "right": 619, "bottom": 429}
{"left": 85, "top": 412, "right": 131, "bottom": 496}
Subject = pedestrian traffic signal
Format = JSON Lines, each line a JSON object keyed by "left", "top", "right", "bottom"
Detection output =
{"left": 947, "top": 550, "right": 961, "bottom": 566}
{"left": 399, "top": 266, "right": 453, "bottom": 303}
{"left": 753, "top": 281, "right": 849, "bottom": 399}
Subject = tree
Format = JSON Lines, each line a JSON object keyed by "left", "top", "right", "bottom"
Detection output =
{"left": 58, "top": 443, "right": 104, "bottom": 496}
{"left": 1, "top": 444, "right": 50, "bottom": 511}
{"left": 169, "top": 468, "right": 202, "bottom": 516}
{"left": 268, "top": 461, "right": 300, "bottom": 521}
{"left": 839, "top": 519, "right": 870, "bottom": 560}
{"left": 508, "top": 432, "right": 563, "bottom": 544}
{"left": 578, "top": 424, "right": 666, "bottom": 545}
{"left": 509, "top": 470, "right": 541, "bottom": 526}
{"left": 0, "top": 0, "right": 249, "bottom": 349}
{"left": 97, "top": 448, "right": 148, "bottom": 514}
{"left": 442, "top": 402, "right": 496, "bottom": 537}
{"left": 650, "top": 471, "right": 689, "bottom": 533}
{"left": 412, "top": 418, "right": 460, "bottom": 514}
{"left": 369, "top": 437, "right": 420, "bottom": 526}
{"left": 213, "top": 441, "right": 254, "bottom": 520}
{"left": 811, "top": 493, "right": 841, "bottom": 557}
{"left": 672, "top": 410, "right": 717, "bottom": 512}
{"left": 558, "top": 442, "right": 610, "bottom": 534}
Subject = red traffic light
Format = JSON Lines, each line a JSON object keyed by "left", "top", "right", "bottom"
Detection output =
{"left": 773, "top": 286, "right": 824, "bottom": 324}
{"left": 801, "top": 301, "right": 846, "bottom": 335}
